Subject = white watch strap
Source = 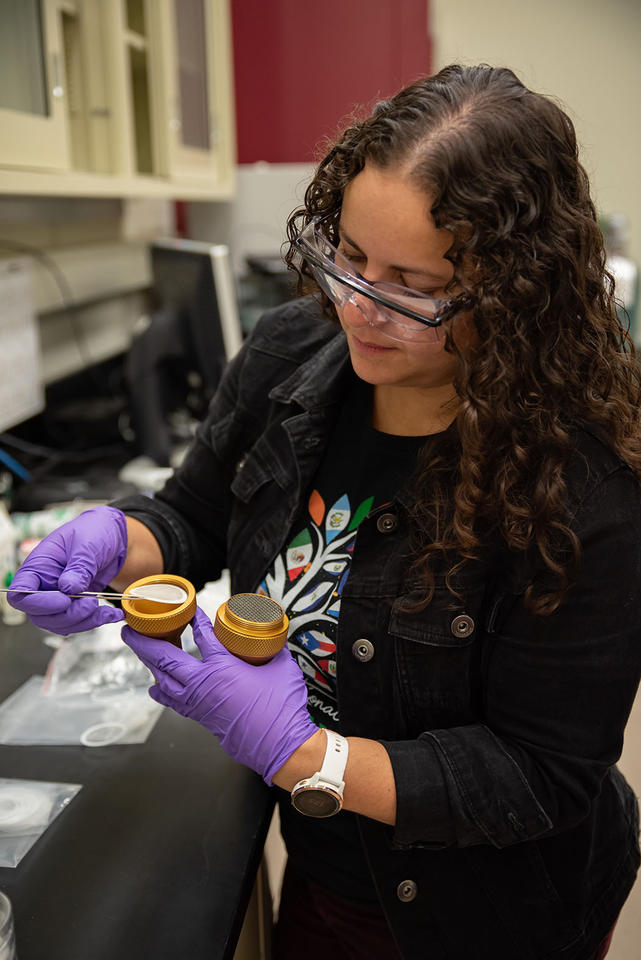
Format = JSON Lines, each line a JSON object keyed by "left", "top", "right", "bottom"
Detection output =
{"left": 317, "top": 729, "right": 349, "bottom": 790}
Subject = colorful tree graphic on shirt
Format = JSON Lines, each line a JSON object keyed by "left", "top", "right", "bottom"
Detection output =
{"left": 259, "top": 489, "right": 373, "bottom": 696}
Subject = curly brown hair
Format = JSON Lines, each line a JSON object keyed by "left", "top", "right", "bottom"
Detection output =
{"left": 285, "top": 63, "right": 641, "bottom": 615}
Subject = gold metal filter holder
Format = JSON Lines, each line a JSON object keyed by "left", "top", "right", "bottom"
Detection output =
{"left": 122, "top": 574, "right": 197, "bottom": 646}
{"left": 214, "top": 593, "right": 289, "bottom": 664}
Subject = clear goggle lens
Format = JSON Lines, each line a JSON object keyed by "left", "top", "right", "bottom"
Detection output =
{"left": 299, "top": 225, "right": 460, "bottom": 344}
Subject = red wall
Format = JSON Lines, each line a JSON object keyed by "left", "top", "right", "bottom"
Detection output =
{"left": 231, "top": 1, "right": 432, "bottom": 164}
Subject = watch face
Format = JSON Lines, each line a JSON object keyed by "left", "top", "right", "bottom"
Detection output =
{"left": 292, "top": 788, "right": 341, "bottom": 818}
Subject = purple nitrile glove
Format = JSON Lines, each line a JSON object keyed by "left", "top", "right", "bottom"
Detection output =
{"left": 8, "top": 506, "right": 128, "bottom": 635}
{"left": 121, "top": 606, "right": 319, "bottom": 785}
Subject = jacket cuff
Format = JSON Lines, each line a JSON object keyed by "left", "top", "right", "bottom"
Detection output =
{"left": 111, "top": 494, "right": 193, "bottom": 579}
{"left": 381, "top": 725, "right": 553, "bottom": 849}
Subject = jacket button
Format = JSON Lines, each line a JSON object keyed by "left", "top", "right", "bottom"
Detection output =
{"left": 450, "top": 614, "right": 475, "bottom": 638}
{"left": 397, "top": 880, "right": 418, "bottom": 902}
{"left": 352, "top": 639, "right": 374, "bottom": 662}
{"left": 376, "top": 513, "right": 398, "bottom": 533}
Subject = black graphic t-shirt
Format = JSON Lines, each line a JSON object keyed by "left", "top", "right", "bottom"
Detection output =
{"left": 259, "top": 374, "right": 430, "bottom": 901}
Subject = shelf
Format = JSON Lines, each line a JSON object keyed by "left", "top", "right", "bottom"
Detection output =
{"left": 0, "top": 166, "right": 235, "bottom": 201}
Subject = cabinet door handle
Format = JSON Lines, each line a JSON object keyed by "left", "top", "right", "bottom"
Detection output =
{"left": 51, "top": 51, "right": 64, "bottom": 99}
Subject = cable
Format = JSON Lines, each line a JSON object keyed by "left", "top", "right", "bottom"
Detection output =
{"left": 0, "top": 431, "right": 125, "bottom": 464}
{"left": 0, "top": 448, "right": 32, "bottom": 481}
{"left": 0, "top": 237, "right": 96, "bottom": 371}
{"left": 0, "top": 240, "right": 135, "bottom": 479}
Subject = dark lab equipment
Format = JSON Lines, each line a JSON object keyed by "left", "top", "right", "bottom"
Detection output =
{"left": 126, "top": 239, "right": 242, "bottom": 466}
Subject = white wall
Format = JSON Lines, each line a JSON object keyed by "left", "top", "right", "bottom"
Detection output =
{"left": 189, "top": 0, "right": 640, "bottom": 278}
{"left": 430, "top": 0, "right": 641, "bottom": 267}
{"left": 188, "top": 163, "right": 314, "bottom": 276}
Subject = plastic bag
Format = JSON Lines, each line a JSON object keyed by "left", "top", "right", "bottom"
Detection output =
{"left": 0, "top": 777, "right": 81, "bottom": 867}
{"left": 0, "top": 576, "right": 233, "bottom": 748}
{"left": 0, "top": 619, "right": 162, "bottom": 746}
{"left": 0, "top": 676, "right": 161, "bottom": 746}
{"left": 43, "top": 619, "right": 153, "bottom": 697}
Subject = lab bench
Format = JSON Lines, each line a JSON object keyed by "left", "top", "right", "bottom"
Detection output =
{"left": 0, "top": 619, "right": 275, "bottom": 959}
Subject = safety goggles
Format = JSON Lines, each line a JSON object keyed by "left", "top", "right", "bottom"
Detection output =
{"left": 295, "top": 217, "right": 469, "bottom": 343}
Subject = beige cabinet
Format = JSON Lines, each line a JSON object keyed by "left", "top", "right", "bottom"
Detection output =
{"left": 0, "top": 0, "right": 235, "bottom": 198}
{"left": 0, "top": 0, "right": 71, "bottom": 171}
{"left": 149, "top": 0, "right": 235, "bottom": 186}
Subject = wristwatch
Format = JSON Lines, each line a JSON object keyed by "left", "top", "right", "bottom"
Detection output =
{"left": 290, "top": 729, "right": 349, "bottom": 818}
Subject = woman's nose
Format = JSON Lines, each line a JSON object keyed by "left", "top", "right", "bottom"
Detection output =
{"left": 342, "top": 293, "right": 377, "bottom": 328}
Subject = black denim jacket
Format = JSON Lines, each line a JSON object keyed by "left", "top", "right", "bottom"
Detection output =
{"left": 118, "top": 298, "right": 641, "bottom": 960}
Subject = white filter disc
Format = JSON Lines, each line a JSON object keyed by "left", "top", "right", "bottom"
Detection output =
{"left": 0, "top": 784, "right": 52, "bottom": 833}
{"left": 129, "top": 584, "right": 187, "bottom": 604}
{"left": 80, "top": 721, "right": 127, "bottom": 747}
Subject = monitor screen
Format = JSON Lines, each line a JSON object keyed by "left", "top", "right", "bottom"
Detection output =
{"left": 150, "top": 238, "right": 242, "bottom": 393}
{"left": 125, "top": 239, "right": 243, "bottom": 465}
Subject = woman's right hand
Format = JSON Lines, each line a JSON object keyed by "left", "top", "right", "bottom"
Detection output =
{"left": 8, "top": 506, "right": 128, "bottom": 635}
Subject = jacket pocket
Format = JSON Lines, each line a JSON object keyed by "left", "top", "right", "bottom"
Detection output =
{"left": 390, "top": 584, "right": 485, "bottom": 731}
{"left": 229, "top": 433, "right": 284, "bottom": 503}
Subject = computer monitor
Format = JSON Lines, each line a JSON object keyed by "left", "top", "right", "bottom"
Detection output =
{"left": 150, "top": 238, "right": 243, "bottom": 387}
{"left": 125, "top": 239, "right": 243, "bottom": 465}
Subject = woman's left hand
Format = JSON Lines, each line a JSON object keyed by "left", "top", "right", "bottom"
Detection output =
{"left": 121, "top": 606, "right": 319, "bottom": 784}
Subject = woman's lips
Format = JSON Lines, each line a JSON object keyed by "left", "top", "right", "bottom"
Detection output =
{"left": 350, "top": 333, "right": 395, "bottom": 355}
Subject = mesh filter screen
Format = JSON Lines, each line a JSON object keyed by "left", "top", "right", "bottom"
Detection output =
{"left": 227, "top": 594, "right": 282, "bottom": 624}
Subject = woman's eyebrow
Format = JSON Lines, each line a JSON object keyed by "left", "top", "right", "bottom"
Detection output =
{"left": 338, "top": 225, "right": 441, "bottom": 279}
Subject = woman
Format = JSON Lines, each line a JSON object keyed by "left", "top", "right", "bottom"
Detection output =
{"left": 10, "top": 64, "right": 641, "bottom": 959}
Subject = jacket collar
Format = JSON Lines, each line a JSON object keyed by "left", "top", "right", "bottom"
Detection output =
{"left": 268, "top": 328, "right": 352, "bottom": 411}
